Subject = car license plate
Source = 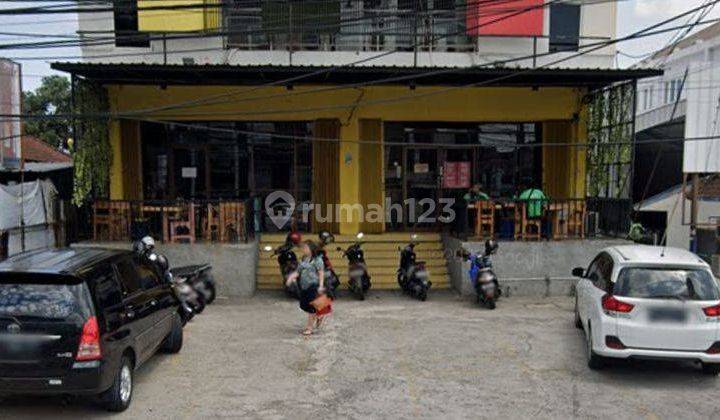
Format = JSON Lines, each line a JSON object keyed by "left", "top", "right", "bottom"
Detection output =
{"left": 649, "top": 308, "right": 686, "bottom": 323}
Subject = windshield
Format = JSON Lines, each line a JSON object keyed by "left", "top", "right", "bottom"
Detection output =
{"left": 614, "top": 267, "right": 720, "bottom": 301}
{"left": 0, "top": 283, "right": 91, "bottom": 320}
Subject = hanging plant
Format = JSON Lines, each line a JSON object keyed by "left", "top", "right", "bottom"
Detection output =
{"left": 72, "top": 80, "right": 112, "bottom": 206}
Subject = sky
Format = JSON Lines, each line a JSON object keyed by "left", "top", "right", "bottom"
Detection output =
{"left": 1, "top": 0, "right": 720, "bottom": 91}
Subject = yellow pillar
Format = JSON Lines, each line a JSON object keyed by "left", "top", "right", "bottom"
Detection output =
{"left": 338, "top": 118, "right": 361, "bottom": 235}
{"left": 109, "top": 120, "right": 124, "bottom": 200}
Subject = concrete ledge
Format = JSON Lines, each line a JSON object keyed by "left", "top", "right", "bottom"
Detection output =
{"left": 73, "top": 241, "right": 258, "bottom": 298}
{"left": 444, "top": 235, "right": 631, "bottom": 297}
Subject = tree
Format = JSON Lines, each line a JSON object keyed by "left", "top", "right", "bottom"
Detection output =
{"left": 22, "top": 75, "right": 72, "bottom": 149}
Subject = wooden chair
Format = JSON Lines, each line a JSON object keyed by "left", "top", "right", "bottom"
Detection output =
{"left": 94, "top": 201, "right": 131, "bottom": 241}
{"left": 567, "top": 200, "right": 586, "bottom": 239}
{"left": 514, "top": 202, "right": 541, "bottom": 241}
{"left": 169, "top": 203, "right": 196, "bottom": 244}
{"left": 549, "top": 201, "right": 569, "bottom": 240}
{"left": 219, "top": 201, "right": 245, "bottom": 243}
{"left": 202, "top": 203, "right": 220, "bottom": 242}
{"left": 474, "top": 200, "right": 495, "bottom": 239}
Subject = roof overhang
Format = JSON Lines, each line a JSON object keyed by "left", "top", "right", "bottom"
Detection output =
{"left": 51, "top": 62, "right": 662, "bottom": 89}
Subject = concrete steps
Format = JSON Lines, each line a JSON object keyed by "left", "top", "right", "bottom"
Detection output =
{"left": 257, "top": 233, "right": 450, "bottom": 291}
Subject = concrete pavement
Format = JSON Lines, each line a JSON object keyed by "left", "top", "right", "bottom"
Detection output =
{"left": 3, "top": 292, "right": 720, "bottom": 419}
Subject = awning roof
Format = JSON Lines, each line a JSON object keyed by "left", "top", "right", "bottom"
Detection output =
{"left": 51, "top": 62, "right": 662, "bottom": 88}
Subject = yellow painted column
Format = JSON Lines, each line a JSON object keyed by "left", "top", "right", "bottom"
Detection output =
{"left": 338, "top": 118, "right": 361, "bottom": 235}
{"left": 108, "top": 120, "right": 124, "bottom": 200}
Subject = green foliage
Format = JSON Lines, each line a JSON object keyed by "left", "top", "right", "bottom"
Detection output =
{"left": 586, "top": 83, "right": 635, "bottom": 199}
{"left": 72, "top": 81, "right": 112, "bottom": 206}
{"left": 22, "top": 75, "right": 72, "bottom": 148}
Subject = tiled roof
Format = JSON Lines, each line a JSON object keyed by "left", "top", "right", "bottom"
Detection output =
{"left": 22, "top": 136, "right": 72, "bottom": 164}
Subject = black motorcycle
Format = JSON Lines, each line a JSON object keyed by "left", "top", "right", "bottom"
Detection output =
{"left": 170, "top": 264, "right": 216, "bottom": 305}
{"left": 168, "top": 267, "right": 206, "bottom": 316}
{"left": 318, "top": 231, "right": 341, "bottom": 298}
{"left": 263, "top": 241, "right": 300, "bottom": 298}
{"left": 397, "top": 234, "right": 431, "bottom": 301}
{"left": 338, "top": 232, "right": 371, "bottom": 300}
{"left": 458, "top": 240, "right": 501, "bottom": 309}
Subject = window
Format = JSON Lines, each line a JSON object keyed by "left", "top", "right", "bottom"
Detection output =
{"left": 549, "top": 3, "right": 581, "bottom": 52}
{"left": 114, "top": 258, "right": 143, "bottom": 296}
{"left": 648, "top": 85, "right": 654, "bottom": 108}
{"left": 113, "top": 0, "right": 150, "bottom": 48}
{"left": 586, "top": 253, "right": 613, "bottom": 292}
{"left": 0, "top": 282, "right": 90, "bottom": 320}
{"left": 615, "top": 268, "right": 719, "bottom": 300}
{"left": 92, "top": 267, "right": 123, "bottom": 309}
{"left": 642, "top": 89, "right": 648, "bottom": 111}
{"left": 137, "top": 262, "right": 162, "bottom": 290}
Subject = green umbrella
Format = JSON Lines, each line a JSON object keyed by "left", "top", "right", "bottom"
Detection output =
{"left": 519, "top": 188, "right": 547, "bottom": 218}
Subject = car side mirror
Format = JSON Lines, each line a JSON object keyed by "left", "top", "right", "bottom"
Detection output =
{"left": 572, "top": 267, "right": 585, "bottom": 278}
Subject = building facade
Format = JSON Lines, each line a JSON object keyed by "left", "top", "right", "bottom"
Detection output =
{"left": 57, "top": 0, "right": 655, "bottom": 235}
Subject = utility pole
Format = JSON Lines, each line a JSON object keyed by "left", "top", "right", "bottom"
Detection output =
{"left": 690, "top": 173, "right": 700, "bottom": 253}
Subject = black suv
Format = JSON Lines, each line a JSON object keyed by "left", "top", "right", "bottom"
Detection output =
{"left": 0, "top": 247, "right": 183, "bottom": 412}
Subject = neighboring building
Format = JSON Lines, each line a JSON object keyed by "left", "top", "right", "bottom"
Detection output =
{"left": 54, "top": 0, "right": 657, "bottom": 235}
{"left": 634, "top": 22, "right": 720, "bottom": 201}
{"left": 0, "top": 59, "right": 21, "bottom": 169}
{"left": 21, "top": 136, "right": 72, "bottom": 164}
{"left": 634, "top": 22, "right": 720, "bottom": 250}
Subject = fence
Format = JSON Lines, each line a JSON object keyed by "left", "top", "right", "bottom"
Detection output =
{"left": 89, "top": 199, "right": 255, "bottom": 244}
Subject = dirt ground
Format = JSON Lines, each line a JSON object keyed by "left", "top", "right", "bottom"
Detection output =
{"left": 3, "top": 291, "right": 720, "bottom": 419}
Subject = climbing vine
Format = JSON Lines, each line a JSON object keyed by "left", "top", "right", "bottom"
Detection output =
{"left": 72, "top": 80, "right": 112, "bottom": 206}
{"left": 586, "top": 82, "right": 635, "bottom": 199}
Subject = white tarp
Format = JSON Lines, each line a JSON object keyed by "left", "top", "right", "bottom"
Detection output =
{"left": 0, "top": 180, "right": 57, "bottom": 230}
{"left": 1, "top": 180, "right": 60, "bottom": 257}
{"left": 684, "top": 62, "right": 720, "bottom": 173}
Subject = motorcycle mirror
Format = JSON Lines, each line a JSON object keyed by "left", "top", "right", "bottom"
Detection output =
{"left": 571, "top": 267, "right": 585, "bottom": 278}
{"left": 263, "top": 245, "right": 273, "bottom": 252}
{"left": 356, "top": 232, "right": 364, "bottom": 239}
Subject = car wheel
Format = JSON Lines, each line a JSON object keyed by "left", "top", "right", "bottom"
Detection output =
{"left": 586, "top": 327, "right": 605, "bottom": 370}
{"left": 99, "top": 356, "right": 133, "bottom": 412}
{"left": 574, "top": 299, "right": 583, "bottom": 330}
{"left": 702, "top": 363, "right": 720, "bottom": 375}
{"left": 161, "top": 313, "right": 184, "bottom": 354}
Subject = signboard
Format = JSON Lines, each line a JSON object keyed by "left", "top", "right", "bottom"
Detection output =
{"left": 0, "top": 59, "right": 21, "bottom": 169}
{"left": 467, "top": 0, "right": 544, "bottom": 36}
{"left": 181, "top": 167, "right": 198, "bottom": 178}
{"left": 443, "top": 162, "right": 471, "bottom": 189}
{"left": 414, "top": 163, "right": 429, "bottom": 174}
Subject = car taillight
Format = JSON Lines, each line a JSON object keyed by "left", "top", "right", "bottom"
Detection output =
{"left": 76, "top": 316, "right": 102, "bottom": 361}
{"left": 703, "top": 304, "right": 720, "bottom": 317}
{"left": 601, "top": 294, "right": 634, "bottom": 313}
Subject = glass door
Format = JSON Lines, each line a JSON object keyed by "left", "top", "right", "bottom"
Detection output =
{"left": 405, "top": 147, "right": 439, "bottom": 229}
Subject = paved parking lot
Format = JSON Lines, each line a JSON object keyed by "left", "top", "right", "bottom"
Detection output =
{"left": 3, "top": 292, "right": 720, "bottom": 419}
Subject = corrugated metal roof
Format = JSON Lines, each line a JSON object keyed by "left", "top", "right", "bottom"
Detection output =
{"left": 51, "top": 62, "right": 662, "bottom": 88}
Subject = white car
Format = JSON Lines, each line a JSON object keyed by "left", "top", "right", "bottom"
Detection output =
{"left": 573, "top": 245, "right": 720, "bottom": 374}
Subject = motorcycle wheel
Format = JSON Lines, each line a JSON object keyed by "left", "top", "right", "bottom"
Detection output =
{"left": 194, "top": 295, "right": 206, "bottom": 314}
{"left": 485, "top": 298, "right": 496, "bottom": 310}
{"left": 419, "top": 290, "right": 427, "bottom": 302}
{"left": 204, "top": 282, "right": 216, "bottom": 304}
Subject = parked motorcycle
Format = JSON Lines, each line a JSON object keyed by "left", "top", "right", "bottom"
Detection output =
{"left": 168, "top": 268, "right": 206, "bottom": 316}
{"left": 457, "top": 240, "right": 501, "bottom": 309}
{"left": 397, "top": 234, "right": 432, "bottom": 301}
{"left": 133, "top": 237, "right": 195, "bottom": 323}
{"left": 318, "top": 231, "right": 341, "bottom": 298}
{"left": 263, "top": 231, "right": 302, "bottom": 298}
{"left": 338, "top": 232, "right": 371, "bottom": 300}
{"left": 170, "top": 264, "right": 216, "bottom": 305}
